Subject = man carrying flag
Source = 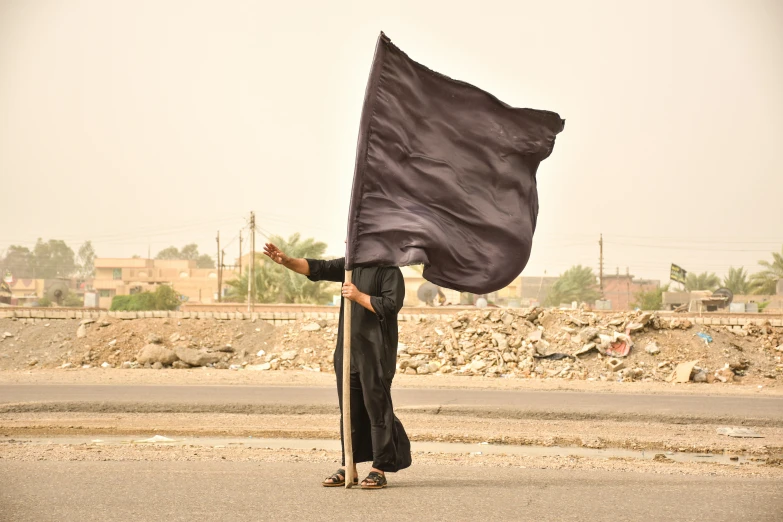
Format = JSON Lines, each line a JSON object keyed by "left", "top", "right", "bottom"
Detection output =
{"left": 264, "top": 31, "right": 563, "bottom": 490}
{"left": 263, "top": 243, "right": 411, "bottom": 489}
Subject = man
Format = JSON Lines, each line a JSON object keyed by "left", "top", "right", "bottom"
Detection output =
{"left": 263, "top": 242, "right": 411, "bottom": 489}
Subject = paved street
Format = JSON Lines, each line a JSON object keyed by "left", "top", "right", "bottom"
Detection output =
{"left": 1, "top": 460, "right": 781, "bottom": 522}
{"left": 2, "top": 384, "right": 782, "bottom": 423}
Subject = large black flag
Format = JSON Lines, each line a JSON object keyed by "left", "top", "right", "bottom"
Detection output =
{"left": 345, "top": 33, "right": 565, "bottom": 294}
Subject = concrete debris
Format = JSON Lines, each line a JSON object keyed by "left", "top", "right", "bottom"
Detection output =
{"left": 574, "top": 343, "right": 600, "bottom": 357}
{"left": 101, "top": 362, "right": 111, "bottom": 368}
{"left": 174, "top": 347, "right": 220, "bottom": 367}
{"left": 137, "top": 344, "right": 178, "bottom": 366}
{"left": 146, "top": 333, "right": 163, "bottom": 344}
{"left": 246, "top": 363, "right": 271, "bottom": 371}
{"left": 172, "top": 361, "right": 191, "bottom": 369}
{"left": 76, "top": 324, "right": 87, "bottom": 339}
{"left": 80, "top": 318, "right": 96, "bottom": 326}
{"left": 1, "top": 308, "right": 779, "bottom": 385}
{"left": 606, "top": 359, "right": 625, "bottom": 372}
{"left": 716, "top": 427, "right": 763, "bottom": 438}
{"left": 301, "top": 322, "right": 321, "bottom": 332}
{"left": 692, "top": 369, "right": 708, "bottom": 383}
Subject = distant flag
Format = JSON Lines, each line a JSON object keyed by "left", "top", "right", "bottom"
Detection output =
{"left": 670, "top": 264, "right": 687, "bottom": 284}
{"left": 344, "top": 33, "right": 565, "bottom": 294}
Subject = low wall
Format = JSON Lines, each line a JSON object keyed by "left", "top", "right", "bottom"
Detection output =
{"left": 0, "top": 307, "right": 781, "bottom": 327}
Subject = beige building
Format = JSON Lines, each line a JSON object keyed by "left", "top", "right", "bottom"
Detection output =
{"left": 93, "top": 258, "right": 235, "bottom": 309}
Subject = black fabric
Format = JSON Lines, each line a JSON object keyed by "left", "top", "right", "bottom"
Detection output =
{"left": 306, "top": 258, "right": 412, "bottom": 472}
{"left": 345, "top": 32, "right": 565, "bottom": 294}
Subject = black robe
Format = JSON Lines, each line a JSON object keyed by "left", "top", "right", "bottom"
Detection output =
{"left": 307, "top": 258, "right": 412, "bottom": 472}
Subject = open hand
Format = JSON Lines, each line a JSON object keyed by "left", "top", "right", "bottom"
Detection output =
{"left": 263, "top": 243, "right": 289, "bottom": 265}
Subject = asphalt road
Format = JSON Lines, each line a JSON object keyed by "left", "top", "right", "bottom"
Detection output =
{"left": 1, "top": 460, "right": 781, "bottom": 522}
{"left": 2, "top": 384, "right": 782, "bottom": 423}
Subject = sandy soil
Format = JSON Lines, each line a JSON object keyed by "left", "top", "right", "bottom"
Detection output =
{"left": 1, "top": 439, "right": 780, "bottom": 479}
{"left": 1, "top": 369, "right": 780, "bottom": 396}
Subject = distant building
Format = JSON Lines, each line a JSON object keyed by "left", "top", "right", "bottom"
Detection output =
{"left": 93, "top": 258, "right": 235, "bottom": 309}
{"left": 602, "top": 274, "right": 659, "bottom": 311}
{"left": 7, "top": 278, "right": 45, "bottom": 305}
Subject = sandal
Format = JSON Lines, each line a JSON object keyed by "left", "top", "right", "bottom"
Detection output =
{"left": 360, "top": 471, "right": 387, "bottom": 489}
{"left": 322, "top": 469, "right": 358, "bottom": 487}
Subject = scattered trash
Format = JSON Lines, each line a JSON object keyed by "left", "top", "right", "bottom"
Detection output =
{"left": 697, "top": 332, "right": 713, "bottom": 344}
{"left": 606, "top": 340, "right": 629, "bottom": 358}
{"left": 134, "top": 435, "right": 177, "bottom": 443}
{"left": 533, "top": 352, "right": 573, "bottom": 360}
{"left": 644, "top": 342, "right": 660, "bottom": 355}
{"left": 669, "top": 360, "right": 699, "bottom": 383}
{"left": 716, "top": 427, "right": 763, "bottom": 438}
{"left": 256, "top": 349, "right": 266, "bottom": 357}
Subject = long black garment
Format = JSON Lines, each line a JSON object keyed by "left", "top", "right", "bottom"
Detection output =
{"left": 306, "top": 258, "right": 412, "bottom": 472}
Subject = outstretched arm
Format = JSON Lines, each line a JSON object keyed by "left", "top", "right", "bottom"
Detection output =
{"left": 263, "top": 243, "right": 310, "bottom": 275}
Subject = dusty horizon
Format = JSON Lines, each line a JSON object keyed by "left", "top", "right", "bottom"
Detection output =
{"left": 1, "top": 0, "right": 781, "bottom": 284}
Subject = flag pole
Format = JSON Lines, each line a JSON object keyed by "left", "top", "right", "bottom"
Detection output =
{"left": 342, "top": 269, "right": 355, "bottom": 488}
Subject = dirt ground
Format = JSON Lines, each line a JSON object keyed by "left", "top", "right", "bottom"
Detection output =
{"left": 2, "top": 369, "right": 782, "bottom": 396}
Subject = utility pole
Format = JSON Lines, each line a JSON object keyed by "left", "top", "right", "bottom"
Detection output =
{"left": 238, "top": 230, "right": 243, "bottom": 276}
{"left": 216, "top": 231, "right": 221, "bottom": 303}
{"left": 248, "top": 212, "right": 255, "bottom": 313}
{"left": 598, "top": 233, "right": 604, "bottom": 298}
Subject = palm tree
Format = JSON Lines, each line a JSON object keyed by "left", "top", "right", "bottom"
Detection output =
{"left": 722, "top": 267, "right": 749, "bottom": 295}
{"left": 750, "top": 245, "right": 783, "bottom": 295}
{"left": 684, "top": 272, "right": 720, "bottom": 292}
{"left": 225, "top": 233, "right": 336, "bottom": 304}
{"left": 545, "top": 265, "right": 600, "bottom": 306}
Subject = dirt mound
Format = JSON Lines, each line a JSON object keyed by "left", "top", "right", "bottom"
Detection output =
{"left": 0, "top": 309, "right": 780, "bottom": 385}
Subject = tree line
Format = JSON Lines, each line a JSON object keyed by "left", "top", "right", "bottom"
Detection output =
{"left": 545, "top": 245, "right": 783, "bottom": 309}
{"left": 0, "top": 240, "right": 215, "bottom": 280}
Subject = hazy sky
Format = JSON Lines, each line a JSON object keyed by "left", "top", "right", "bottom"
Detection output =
{"left": 1, "top": 0, "right": 781, "bottom": 284}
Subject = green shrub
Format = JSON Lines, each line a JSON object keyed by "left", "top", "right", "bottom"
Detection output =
{"left": 110, "top": 286, "right": 180, "bottom": 311}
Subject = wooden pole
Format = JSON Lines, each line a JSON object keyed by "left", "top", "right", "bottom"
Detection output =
{"left": 342, "top": 269, "right": 355, "bottom": 488}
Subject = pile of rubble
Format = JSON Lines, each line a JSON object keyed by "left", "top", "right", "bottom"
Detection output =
{"left": 392, "top": 308, "right": 782, "bottom": 384}
{"left": 1, "top": 308, "right": 781, "bottom": 384}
